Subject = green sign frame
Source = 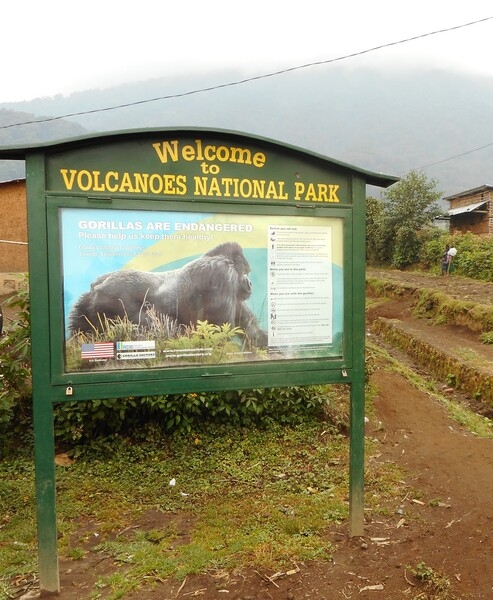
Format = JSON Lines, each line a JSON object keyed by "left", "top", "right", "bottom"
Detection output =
{"left": 0, "top": 128, "right": 397, "bottom": 594}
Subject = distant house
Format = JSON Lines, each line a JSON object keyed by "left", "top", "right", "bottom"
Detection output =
{"left": 444, "top": 185, "right": 493, "bottom": 234}
{"left": 0, "top": 178, "right": 27, "bottom": 293}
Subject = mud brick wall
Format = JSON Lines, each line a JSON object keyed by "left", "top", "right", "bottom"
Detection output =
{"left": 0, "top": 179, "right": 28, "bottom": 272}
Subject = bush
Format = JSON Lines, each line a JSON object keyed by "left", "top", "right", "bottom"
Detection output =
{"left": 0, "top": 281, "right": 32, "bottom": 447}
{"left": 419, "top": 236, "right": 446, "bottom": 271}
{"left": 450, "top": 233, "right": 493, "bottom": 281}
{"left": 53, "top": 385, "right": 334, "bottom": 454}
{"left": 421, "top": 233, "right": 493, "bottom": 281}
{"left": 391, "top": 225, "right": 423, "bottom": 268}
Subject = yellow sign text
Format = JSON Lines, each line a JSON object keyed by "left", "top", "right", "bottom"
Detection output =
{"left": 294, "top": 182, "right": 340, "bottom": 202}
{"left": 153, "top": 139, "right": 266, "bottom": 170}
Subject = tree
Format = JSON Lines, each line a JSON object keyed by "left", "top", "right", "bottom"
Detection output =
{"left": 365, "top": 196, "right": 386, "bottom": 264}
{"left": 379, "top": 170, "right": 443, "bottom": 268}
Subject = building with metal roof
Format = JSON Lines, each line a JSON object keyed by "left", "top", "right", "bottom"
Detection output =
{"left": 444, "top": 184, "right": 493, "bottom": 234}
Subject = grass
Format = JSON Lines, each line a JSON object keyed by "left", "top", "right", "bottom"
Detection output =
{"left": 0, "top": 391, "right": 408, "bottom": 600}
{"left": 409, "top": 562, "right": 460, "bottom": 600}
{"left": 1, "top": 272, "right": 487, "bottom": 598}
{"left": 479, "top": 330, "right": 493, "bottom": 344}
{"left": 454, "top": 345, "right": 491, "bottom": 368}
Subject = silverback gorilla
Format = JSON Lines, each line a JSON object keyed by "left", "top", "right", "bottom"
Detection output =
{"left": 69, "top": 242, "right": 268, "bottom": 348}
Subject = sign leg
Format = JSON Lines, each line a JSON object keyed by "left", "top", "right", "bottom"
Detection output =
{"left": 33, "top": 396, "right": 60, "bottom": 594}
{"left": 349, "top": 379, "right": 365, "bottom": 537}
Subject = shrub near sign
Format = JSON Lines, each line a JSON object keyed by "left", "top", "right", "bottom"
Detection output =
{"left": 0, "top": 128, "right": 397, "bottom": 594}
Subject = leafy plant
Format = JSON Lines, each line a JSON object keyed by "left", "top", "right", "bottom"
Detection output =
{"left": 479, "top": 330, "right": 493, "bottom": 344}
{"left": 0, "top": 284, "right": 332, "bottom": 452}
{"left": 53, "top": 384, "right": 336, "bottom": 452}
{"left": 445, "top": 373, "right": 457, "bottom": 387}
{"left": 365, "top": 196, "right": 386, "bottom": 264}
{"left": 410, "top": 562, "right": 458, "bottom": 599}
{"left": 161, "top": 320, "right": 248, "bottom": 364}
{"left": 0, "top": 280, "right": 32, "bottom": 445}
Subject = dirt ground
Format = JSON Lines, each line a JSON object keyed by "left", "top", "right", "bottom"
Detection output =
{"left": 7, "top": 270, "right": 493, "bottom": 599}
{"left": 367, "top": 268, "right": 493, "bottom": 305}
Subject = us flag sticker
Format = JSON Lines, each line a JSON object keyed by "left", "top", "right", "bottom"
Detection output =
{"left": 80, "top": 342, "right": 115, "bottom": 360}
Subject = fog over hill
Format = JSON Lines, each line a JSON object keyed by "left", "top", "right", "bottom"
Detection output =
{"left": 2, "top": 65, "right": 493, "bottom": 198}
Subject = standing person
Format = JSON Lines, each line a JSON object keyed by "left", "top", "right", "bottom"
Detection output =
{"left": 447, "top": 246, "right": 457, "bottom": 274}
{"left": 441, "top": 244, "right": 450, "bottom": 276}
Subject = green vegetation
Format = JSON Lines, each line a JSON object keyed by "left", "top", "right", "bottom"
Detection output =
{"left": 370, "top": 317, "right": 493, "bottom": 410}
{"left": 2, "top": 334, "right": 485, "bottom": 598}
{"left": 2, "top": 211, "right": 493, "bottom": 597}
{"left": 0, "top": 285, "right": 367, "bottom": 598}
{"left": 366, "top": 170, "right": 493, "bottom": 282}
{"left": 480, "top": 330, "right": 493, "bottom": 345}
{"left": 409, "top": 561, "right": 459, "bottom": 600}
{"left": 0, "top": 283, "right": 31, "bottom": 446}
{"left": 366, "top": 169, "right": 443, "bottom": 268}
{"left": 365, "top": 280, "right": 493, "bottom": 333}
{"left": 421, "top": 231, "right": 493, "bottom": 281}
{"left": 0, "top": 286, "right": 329, "bottom": 452}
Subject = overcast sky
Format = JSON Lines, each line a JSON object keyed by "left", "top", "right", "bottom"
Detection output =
{"left": 3, "top": 1, "right": 493, "bottom": 103}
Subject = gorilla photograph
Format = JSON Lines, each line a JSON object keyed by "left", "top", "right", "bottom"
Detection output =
{"left": 67, "top": 241, "right": 268, "bottom": 368}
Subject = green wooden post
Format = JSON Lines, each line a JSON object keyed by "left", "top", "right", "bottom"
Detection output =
{"left": 27, "top": 153, "right": 61, "bottom": 593}
{"left": 349, "top": 378, "right": 365, "bottom": 536}
{"left": 33, "top": 396, "right": 60, "bottom": 593}
{"left": 348, "top": 175, "right": 367, "bottom": 537}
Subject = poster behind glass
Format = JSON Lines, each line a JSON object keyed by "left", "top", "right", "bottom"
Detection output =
{"left": 61, "top": 209, "right": 344, "bottom": 372}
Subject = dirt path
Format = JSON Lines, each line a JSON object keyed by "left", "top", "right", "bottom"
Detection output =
{"left": 366, "top": 369, "right": 493, "bottom": 598}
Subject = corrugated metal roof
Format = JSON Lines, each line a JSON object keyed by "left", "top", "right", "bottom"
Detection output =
{"left": 448, "top": 201, "right": 488, "bottom": 216}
